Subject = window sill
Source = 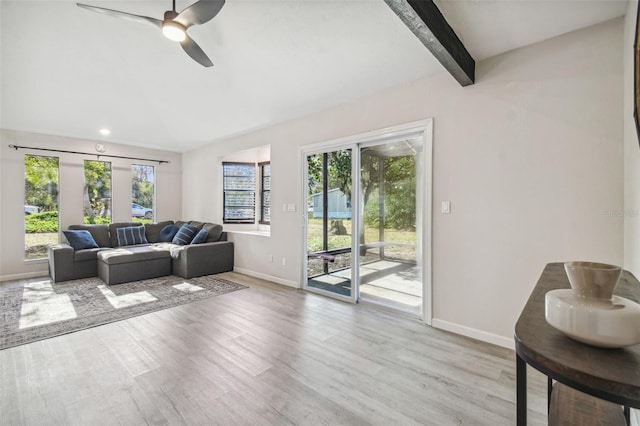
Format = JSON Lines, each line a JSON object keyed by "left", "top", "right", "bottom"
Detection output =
{"left": 227, "top": 230, "right": 271, "bottom": 237}
{"left": 24, "top": 258, "right": 48, "bottom": 264}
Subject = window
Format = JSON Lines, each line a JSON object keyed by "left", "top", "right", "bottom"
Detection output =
{"left": 83, "top": 160, "right": 112, "bottom": 224}
{"left": 259, "top": 162, "right": 271, "bottom": 224}
{"left": 132, "top": 164, "right": 155, "bottom": 222}
{"left": 24, "top": 155, "right": 59, "bottom": 260}
{"left": 223, "top": 162, "right": 256, "bottom": 223}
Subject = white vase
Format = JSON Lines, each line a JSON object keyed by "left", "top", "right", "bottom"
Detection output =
{"left": 545, "top": 261, "right": 640, "bottom": 348}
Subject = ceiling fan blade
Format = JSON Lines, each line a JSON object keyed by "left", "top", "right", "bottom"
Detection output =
{"left": 77, "top": 3, "right": 162, "bottom": 29}
{"left": 174, "top": 0, "right": 225, "bottom": 28}
{"left": 180, "top": 35, "right": 213, "bottom": 67}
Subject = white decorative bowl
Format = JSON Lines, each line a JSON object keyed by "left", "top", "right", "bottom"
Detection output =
{"left": 545, "top": 289, "right": 640, "bottom": 348}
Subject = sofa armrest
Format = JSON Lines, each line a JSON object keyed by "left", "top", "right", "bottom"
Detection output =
{"left": 171, "top": 241, "right": 234, "bottom": 278}
{"left": 48, "top": 243, "right": 75, "bottom": 283}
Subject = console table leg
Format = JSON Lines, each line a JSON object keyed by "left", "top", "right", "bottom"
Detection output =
{"left": 548, "top": 377, "right": 553, "bottom": 413}
{"left": 517, "top": 354, "right": 527, "bottom": 426}
{"left": 624, "top": 406, "right": 630, "bottom": 425}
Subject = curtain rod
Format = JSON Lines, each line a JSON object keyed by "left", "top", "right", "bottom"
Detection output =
{"left": 8, "top": 144, "right": 170, "bottom": 164}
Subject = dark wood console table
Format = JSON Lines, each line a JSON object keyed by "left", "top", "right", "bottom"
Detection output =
{"left": 514, "top": 263, "right": 640, "bottom": 425}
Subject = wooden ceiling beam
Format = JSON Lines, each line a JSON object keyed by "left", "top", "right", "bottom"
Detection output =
{"left": 384, "top": 0, "right": 475, "bottom": 86}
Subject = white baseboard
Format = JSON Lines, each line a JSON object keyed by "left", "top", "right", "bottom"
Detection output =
{"left": 0, "top": 270, "right": 49, "bottom": 282}
{"left": 230, "top": 271, "right": 513, "bottom": 350}
{"left": 432, "top": 318, "right": 514, "bottom": 350}
{"left": 233, "top": 267, "right": 299, "bottom": 289}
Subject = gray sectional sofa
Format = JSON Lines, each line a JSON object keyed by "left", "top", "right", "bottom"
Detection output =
{"left": 48, "top": 220, "right": 234, "bottom": 284}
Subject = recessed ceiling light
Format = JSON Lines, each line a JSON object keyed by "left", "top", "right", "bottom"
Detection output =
{"left": 99, "top": 128, "right": 111, "bottom": 136}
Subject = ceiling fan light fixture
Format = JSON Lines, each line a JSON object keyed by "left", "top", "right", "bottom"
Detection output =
{"left": 78, "top": 0, "right": 224, "bottom": 66}
{"left": 162, "top": 20, "right": 186, "bottom": 42}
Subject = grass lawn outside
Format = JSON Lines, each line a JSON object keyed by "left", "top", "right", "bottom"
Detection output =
{"left": 25, "top": 232, "right": 58, "bottom": 260}
{"left": 306, "top": 218, "right": 417, "bottom": 275}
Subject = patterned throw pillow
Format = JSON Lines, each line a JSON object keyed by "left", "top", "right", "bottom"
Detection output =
{"left": 172, "top": 224, "right": 198, "bottom": 245}
{"left": 63, "top": 230, "right": 99, "bottom": 251}
{"left": 116, "top": 226, "right": 148, "bottom": 246}
{"left": 190, "top": 229, "right": 209, "bottom": 245}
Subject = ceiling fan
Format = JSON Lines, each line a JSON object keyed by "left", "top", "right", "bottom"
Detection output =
{"left": 77, "top": 0, "right": 225, "bottom": 67}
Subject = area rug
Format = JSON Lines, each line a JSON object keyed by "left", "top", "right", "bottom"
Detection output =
{"left": 0, "top": 274, "right": 247, "bottom": 350}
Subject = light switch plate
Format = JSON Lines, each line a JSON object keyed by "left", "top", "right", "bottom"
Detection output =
{"left": 441, "top": 201, "right": 451, "bottom": 214}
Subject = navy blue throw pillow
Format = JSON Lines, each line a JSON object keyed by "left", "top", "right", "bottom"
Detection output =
{"left": 158, "top": 224, "right": 179, "bottom": 242}
{"left": 172, "top": 224, "right": 198, "bottom": 245}
{"left": 63, "top": 230, "right": 99, "bottom": 251}
{"left": 190, "top": 229, "right": 209, "bottom": 245}
{"left": 116, "top": 226, "right": 148, "bottom": 247}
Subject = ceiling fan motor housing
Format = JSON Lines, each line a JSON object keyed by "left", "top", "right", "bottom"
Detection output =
{"left": 164, "top": 10, "right": 178, "bottom": 21}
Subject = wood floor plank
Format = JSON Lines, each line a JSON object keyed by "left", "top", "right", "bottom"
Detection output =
{"left": 0, "top": 272, "right": 547, "bottom": 425}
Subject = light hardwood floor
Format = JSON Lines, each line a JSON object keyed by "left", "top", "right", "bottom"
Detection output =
{"left": 0, "top": 272, "right": 548, "bottom": 425}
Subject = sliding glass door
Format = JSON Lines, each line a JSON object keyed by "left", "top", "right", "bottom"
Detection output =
{"left": 302, "top": 122, "right": 431, "bottom": 320}
{"left": 305, "top": 149, "right": 355, "bottom": 300}
{"left": 358, "top": 139, "right": 423, "bottom": 315}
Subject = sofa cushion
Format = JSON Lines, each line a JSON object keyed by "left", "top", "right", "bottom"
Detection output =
{"left": 109, "top": 222, "right": 142, "bottom": 247}
{"left": 158, "top": 224, "right": 179, "bottom": 242}
{"left": 188, "top": 221, "right": 205, "bottom": 231}
{"left": 172, "top": 224, "right": 198, "bottom": 245}
{"left": 97, "top": 246, "right": 170, "bottom": 265}
{"left": 63, "top": 230, "right": 99, "bottom": 251}
{"left": 116, "top": 226, "right": 149, "bottom": 246}
{"left": 68, "top": 224, "right": 111, "bottom": 247}
{"left": 203, "top": 223, "right": 223, "bottom": 242}
{"left": 191, "top": 229, "right": 208, "bottom": 244}
{"left": 73, "top": 247, "right": 107, "bottom": 262}
{"left": 175, "top": 220, "right": 187, "bottom": 229}
{"left": 144, "top": 220, "right": 174, "bottom": 243}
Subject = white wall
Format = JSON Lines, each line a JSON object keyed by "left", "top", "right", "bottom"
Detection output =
{"left": 186, "top": 18, "right": 624, "bottom": 344}
{"left": 624, "top": 1, "right": 640, "bottom": 277}
{"left": 0, "top": 130, "right": 182, "bottom": 280}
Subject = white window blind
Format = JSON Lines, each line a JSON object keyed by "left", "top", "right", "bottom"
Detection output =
{"left": 223, "top": 162, "right": 256, "bottom": 223}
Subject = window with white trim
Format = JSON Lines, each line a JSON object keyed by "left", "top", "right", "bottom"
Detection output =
{"left": 223, "top": 162, "right": 256, "bottom": 224}
{"left": 132, "top": 164, "right": 155, "bottom": 222}
{"left": 259, "top": 162, "right": 270, "bottom": 225}
{"left": 83, "top": 160, "right": 112, "bottom": 224}
{"left": 24, "top": 154, "right": 59, "bottom": 260}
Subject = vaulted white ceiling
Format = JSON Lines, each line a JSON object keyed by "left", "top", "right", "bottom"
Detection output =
{"left": 0, "top": 0, "right": 628, "bottom": 152}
